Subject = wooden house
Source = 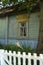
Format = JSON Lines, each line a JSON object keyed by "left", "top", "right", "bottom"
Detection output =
{"left": 0, "top": 0, "right": 42, "bottom": 49}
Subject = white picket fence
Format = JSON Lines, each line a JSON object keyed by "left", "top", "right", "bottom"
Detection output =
{"left": 0, "top": 49, "right": 43, "bottom": 65}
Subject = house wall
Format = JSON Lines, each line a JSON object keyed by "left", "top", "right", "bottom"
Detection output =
{"left": 0, "top": 13, "right": 40, "bottom": 49}
{"left": 0, "top": 17, "right": 7, "bottom": 39}
{"left": 29, "top": 13, "right": 40, "bottom": 40}
{"left": 8, "top": 16, "right": 19, "bottom": 38}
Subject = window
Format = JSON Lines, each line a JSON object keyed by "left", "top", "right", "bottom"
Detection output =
{"left": 20, "top": 23, "right": 26, "bottom": 37}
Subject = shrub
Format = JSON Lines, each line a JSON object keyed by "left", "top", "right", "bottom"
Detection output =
{"left": 4, "top": 44, "right": 34, "bottom": 54}
{"left": 0, "top": 43, "right": 3, "bottom": 49}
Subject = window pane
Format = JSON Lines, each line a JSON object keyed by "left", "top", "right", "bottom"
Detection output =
{"left": 20, "top": 23, "right": 26, "bottom": 37}
{"left": 20, "top": 27, "right": 23, "bottom": 36}
{"left": 24, "top": 27, "right": 26, "bottom": 36}
{"left": 21, "top": 23, "right": 25, "bottom": 26}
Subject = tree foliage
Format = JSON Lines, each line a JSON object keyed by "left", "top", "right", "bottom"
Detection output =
{"left": 0, "top": 0, "right": 40, "bottom": 11}
{"left": 0, "top": 0, "right": 40, "bottom": 4}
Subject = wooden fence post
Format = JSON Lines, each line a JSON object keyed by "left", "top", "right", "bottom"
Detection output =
{"left": 13, "top": 51, "right": 16, "bottom": 65}
{"left": 9, "top": 51, "right": 12, "bottom": 65}
{"left": 23, "top": 52, "right": 26, "bottom": 65}
{"left": 18, "top": 52, "right": 21, "bottom": 65}
{"left": 40, "top": 54, "right": 43, "bottom": 65}
{"left": 28, "top": 53, "right": 31, "bottom": 65}
{"left": 34, "top": 53, "right": 37, "bottom": 65}
{"left": 0, "top": 49, "right": 5, "bottom": 65}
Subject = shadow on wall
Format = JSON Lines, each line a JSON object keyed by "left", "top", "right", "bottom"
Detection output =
{"left": 0, "top": 39, "right": 38, "bottom": 49}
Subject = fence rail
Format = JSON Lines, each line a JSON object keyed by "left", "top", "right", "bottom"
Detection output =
{"left": 0, "top": 49, "right": 43, "bottom": 65}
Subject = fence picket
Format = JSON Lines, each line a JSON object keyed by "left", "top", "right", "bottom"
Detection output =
{"left": 28, "top": 53, "right": 31, "bottom": 65}
{"left": 40, "top": 54, "right": 43, "bottom": 65}
{"left": 18, "top": 52, "right": 21, "bottom": 65}
{"left": 0, "top": 49, "right": 4, "bottom": 65}
{"left": 13, "top": 51, "right": 16, "bottom": 65}
{"left": 23, "top": 52, "right": 26, "bottom": 65}
{"left": 9, "top": 51, "right": 12, "bottom": 65}
{"left": 34, "top": 53, "right": 37, "bottom": 65}
{"left": 4, "top": 50, "right": 9, "bottom": 65}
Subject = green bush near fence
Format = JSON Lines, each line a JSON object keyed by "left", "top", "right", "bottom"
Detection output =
{"left": 3, "top": 44, "right": 34, "bottom": 54}
{"left": 0, "top": 43, "right": 34, "bottom": 54}
{"left": 0, "top": 43, "right": 4, "bottom": 49}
